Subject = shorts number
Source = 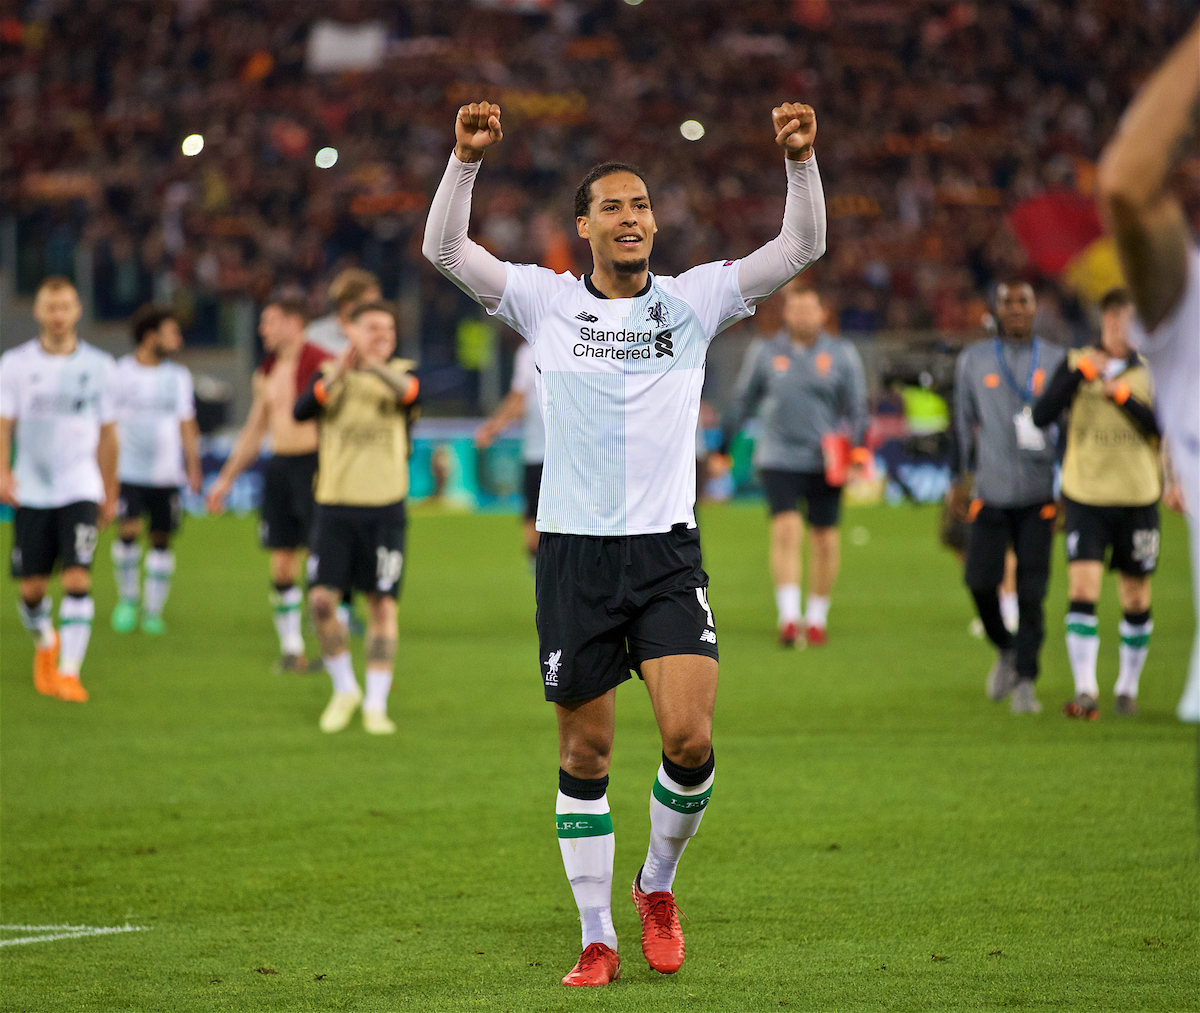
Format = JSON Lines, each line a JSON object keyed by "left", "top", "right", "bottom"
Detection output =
{"left": 376, "top": 548, "right": 403, "bottom": 591}
{"left": 74, "top": 524, "right": 98, "bottom": 566}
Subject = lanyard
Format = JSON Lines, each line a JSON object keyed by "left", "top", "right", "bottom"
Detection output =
{"left": 994, "top": 338, "right": 1040, "bottom": 404}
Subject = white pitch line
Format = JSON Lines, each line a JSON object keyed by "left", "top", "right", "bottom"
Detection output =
{"left": 0, "top": 924, "right": 149, "bottom": 947}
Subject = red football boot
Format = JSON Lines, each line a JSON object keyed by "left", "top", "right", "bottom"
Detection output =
{"left": 806, "top": 624, "right": 828, "bottom": 647}
{"left": 779, "top": 620, "right": 804, "bottom": 648}
{"left": 561, "top": 942, "right": 620, "bottom": 987}
{"left": 632, "top": 869, "right": 685, "bottom": 973}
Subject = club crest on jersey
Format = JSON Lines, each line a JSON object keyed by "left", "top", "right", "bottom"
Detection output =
{"left": 647, "top": 300, "right": 668, "bottom": 327}
{"left": 575, "top": 311, "right": 599, "bottom": 323}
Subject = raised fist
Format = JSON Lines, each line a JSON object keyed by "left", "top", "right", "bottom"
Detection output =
{"left": 455, "top": 102, "right": 503, "bottom": 163}
{"left": 772, "top": 103, "right": 816, "bottom": 161}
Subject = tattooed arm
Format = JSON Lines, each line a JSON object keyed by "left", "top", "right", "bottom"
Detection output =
{"left": 1097, "top": 17, "right": 1200, "bottom": 331}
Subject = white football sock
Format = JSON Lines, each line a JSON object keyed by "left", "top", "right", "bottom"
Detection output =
{"left": 142, "top": 549, "right": 175, "bottom": 617}
{"left": 112, "top": 539, "right": 142, "bottom": 603}
{"left": 1065, "top": 611, "right": 1100, "bottom": 698}
{"left": 1000, "top": 590, "right": 1020, "bottom": 634}
{"left": 270, "top": 585, "right": 305, "bottom": 656}
{"left": 58, "top": 594, "right": 94, "bottom": 677}
{"left": 364, "top": 665, "right": 393, "bottom": 713}
{"left": 17, "top": 597, "right": 55, "bottom": 648}
{"left": 557, "top": 789, "right": 617, "bottom": 951}
{"left": 775, "top": 584, "right": 801, "bottom": 626}
{"left": 640, "top": 761, "right": 714, "bottom": 894}
{"left": 324, "top": 651, "right": 359, "bottom": 695}
{"left": 805, "top": 594, "right": 830, "bottom": 631}
{"left": 1115, "top": 614, "right": 1153, "bottom": 698}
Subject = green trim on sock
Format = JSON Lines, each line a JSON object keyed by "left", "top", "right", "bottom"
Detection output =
{"left": 652, "top": 779, "right": 712, "bottom": 814}
{"left": 556, "top": 813, "right": 613, "bottom": 838}
{"left": 58, "top": 618, "right": 93, "bottom": 626}
{"left": 1065, "top": 622, "right": 1099, "bottom": 637}
{"left": 1120, "top": 633, "right": 1151, "bottom": 648}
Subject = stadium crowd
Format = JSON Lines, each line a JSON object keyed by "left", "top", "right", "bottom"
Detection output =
{"left": 6, "top": 0, "right": 1200, "bottom": 389}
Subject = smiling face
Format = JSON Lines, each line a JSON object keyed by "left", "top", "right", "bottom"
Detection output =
{"left": 349, "top": 309, "right": 397, "bottom": 364}
{"left": 577, "top": 171, "right": 657, "bottom": 276}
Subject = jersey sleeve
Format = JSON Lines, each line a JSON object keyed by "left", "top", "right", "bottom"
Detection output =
{"left": 662, "top": 259, "right": 754, "bottom": 339}
{"left": 177, "top": 368, "right": 197, "bottom": 421}
{"left": 510, "top": 341, "right": 536, "bottom": 396}
{"left": 97, "top": 355, "right": 118, "bottom": 425}
{"left": 0, "top": 351, "right": 20, "bottom": 419}
{"left": 493, "top": 263, "right": 576, "bottom": 344}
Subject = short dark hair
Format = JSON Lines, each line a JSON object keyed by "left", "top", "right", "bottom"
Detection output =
{"left": 349, "top": 299, "right": 397, "bottom": 324}
{"left": 132, "top": 305, "right": 177, "bottom": 345}
{"left": 574, "top": 162, "right": 651, "bottom": 219}
{"left": 266, "top": 298, "right": 311, "bottom": 325}
{"left": 1100, "top": 287, "right": 1133, "bottom": 311}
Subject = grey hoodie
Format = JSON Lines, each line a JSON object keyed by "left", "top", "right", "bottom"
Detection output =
{"left": 954, "top": 336, "right": 1065, "bottom": 507}
{"left": 721, "top": 330, "right": 869, "bottom": 473}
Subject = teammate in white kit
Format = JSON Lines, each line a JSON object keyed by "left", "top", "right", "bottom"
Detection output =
{"left": 0, "top": 277, "right": 118, "bottom": 702}
{"left": 475, "top": 340, "right": 546, "bottom": 563}
{"left": 109, "top": 307, "right": 203, "bottom": 635}
{"left": 1098, "top": 14, "right": 1200, "bottom": 722}
{"left": 424, "top": 100, "right": 826, "bottom": 985}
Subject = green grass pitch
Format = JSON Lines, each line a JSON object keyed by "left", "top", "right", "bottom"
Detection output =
{"left": 1, "top": 504, "right": 1196, "bottom": 1012}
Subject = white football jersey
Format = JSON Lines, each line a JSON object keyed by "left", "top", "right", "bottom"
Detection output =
{"left": 112, "top": 355, "right": 196, "bottom": 487}
{"left": 510, "top": 340, "right": 545, "bottom": 464}
{"left": 494, "top": 261, "right": 753, "bottom": 536}
{"left": 0, "top": 339, "right": 116, "bottom": 508}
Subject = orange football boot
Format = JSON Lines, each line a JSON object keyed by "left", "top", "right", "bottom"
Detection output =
{"left": 33, "top": 630, "right": 60, "bottom": 697}
{"left": 561, "top": 942, "right": 620, "bottom": 987}
{"left": 54, "top": 674, "right": 89, "bottom": 703}
{"left": 632, "top": 870, "right": 686, "bottom": 973}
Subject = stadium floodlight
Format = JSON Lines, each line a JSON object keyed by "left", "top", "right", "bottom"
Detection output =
{"left": 680, "top": 120, "right": 705, "bottom": 141}
{"left": 181, "top": 134, "right": 204, "bottom": 157}
{"left": 315, "top": 147, "right": 339, "bottom": 169}
{"left": 623, "top": 0, "right": 645, "bottom": 5}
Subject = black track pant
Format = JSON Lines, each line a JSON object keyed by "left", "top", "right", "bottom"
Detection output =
{"left": 964, "top": 502, "right": 1055, "bottom": 681}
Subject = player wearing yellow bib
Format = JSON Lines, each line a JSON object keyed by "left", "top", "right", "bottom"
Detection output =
{"left": 293, "top": 302, "right": 419, "bottom": 735}
{"left": 1032, "top": 288, "right": 1161, "bottom": 718}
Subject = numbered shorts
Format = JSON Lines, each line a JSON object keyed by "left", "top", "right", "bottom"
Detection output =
{"left": 1064, "top": 498, "right": 1159, "bottom": 576}
{"left": 118, "top": 483, "right": 181, "bottom": 534}
{"left": 523, "top": 463, "right": 543, "bottom": 521}
{"left": 260, "top": 452, "right": 318, "bottom": 550}
{"left": 535, "top": 523, "right": 718, "bottom": 704}
{"left": 309, "top": 501, "right": 407, "bottom": 599}
{"left": 11, "top": 501, "right": 99, "bottom": 578}
{"left": 759, "top": 468, "right": 841, "bottom": 527}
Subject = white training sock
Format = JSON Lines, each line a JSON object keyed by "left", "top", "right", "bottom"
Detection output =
{"left": 1000, "top": 590, "right": 1020, "bottom": 634}
{"left": 640, "top": 761, "right": 714, "bottom": 894}
{"left": 17, "top": 597, "right": 55, "bottom": 648}
{"left": 58, "top": 594, "right": 95, "bottom": 677}
{"left": 142, "top": 549, "right": 175, "bottom": 617}
{"left": 775, "top": 584, "right": 801, "bottom": 627}
{"left": 270, "top": 585, "right": 305, "bottom": 656}
{"left": 556, "top": 789, "right": 617, "bottom": 951}
{"left": 1065, "top": 610, "right": 1100, "bottom": 698}
{"left": 1115, "top": 614, "right": 1153, "bottom": 698}
{"left": 805, "top": 594, "right": 830, "bottom": 631}
{"left": 364, "top": 665, "right": 393, "bottom": 713}
{"left": 112, "top": 539, "right": 142, "bottom": 603}
{"left": 324, "top": 651, "right": 359, "bottom": 695}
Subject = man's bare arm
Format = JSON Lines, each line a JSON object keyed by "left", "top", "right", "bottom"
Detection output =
{"left": 205, "top": 385, "right": 270, "bottom": 511}
{"left": 475, "top": 389, "right": 527, "bottom": 449}
{"left": 97, "top": 421, "right": 120, "bottom": 527}
{"left": 1097, "top": 17, "right": 1200, "bottom": 331}
{"left": 181, "top": 417, "right": 203, "bottom": 493}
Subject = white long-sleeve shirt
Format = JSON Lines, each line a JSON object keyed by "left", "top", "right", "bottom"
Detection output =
{"left": 423, "top": 152, "right": 826, "bottom": 536}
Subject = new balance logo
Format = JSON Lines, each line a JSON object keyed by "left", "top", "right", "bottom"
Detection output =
{"left": 575, "top": 311, "right": 598, "bottom": 322}
{"left": 544, "top": 649, "right": 562, "bottom": 686}
{"left": 700, "top": 629, "right": 717, "bottom": 644}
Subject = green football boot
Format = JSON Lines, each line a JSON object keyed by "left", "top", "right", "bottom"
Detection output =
{"left": 111, "top": 600, "right": 138, "bottom": 633}
{"left": 141, "top": 613, "right": 167, "bottom": 636}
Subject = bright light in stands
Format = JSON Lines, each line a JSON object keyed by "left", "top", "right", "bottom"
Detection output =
{"left": 315, "top": 147, "right": 339, "bottom": 169}
{"left": 181, "top": 134, "right": 204, "bottom": 157}
{"left": 623, "top": 0, "right": 645, "bottom": 5}
{"left": 680, "top": 120, "right": 705, "bottom": 141}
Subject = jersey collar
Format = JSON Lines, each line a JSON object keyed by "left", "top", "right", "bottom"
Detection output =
{"left": 583, "top": 274, "right": 653, "bottom": 300}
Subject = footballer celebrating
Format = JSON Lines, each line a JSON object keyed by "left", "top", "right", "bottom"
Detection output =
{"left": 293, "top": 302, "right": 419, "bottom": 735}
{"left": 206, "top": 300, "right": 330, "bottom": 672}
{"left": 0, "top": 277, "right": 118, "bottom": 702}
{"left": 110, "top": 307, "right": 203, "bottom": 635}
{"left": 424, "top": 100, "right": 826, "bottom": 985}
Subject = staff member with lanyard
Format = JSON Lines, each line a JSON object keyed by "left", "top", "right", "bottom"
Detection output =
{"left": 951, "top": 281, "right": 1066, "bottom": 713}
